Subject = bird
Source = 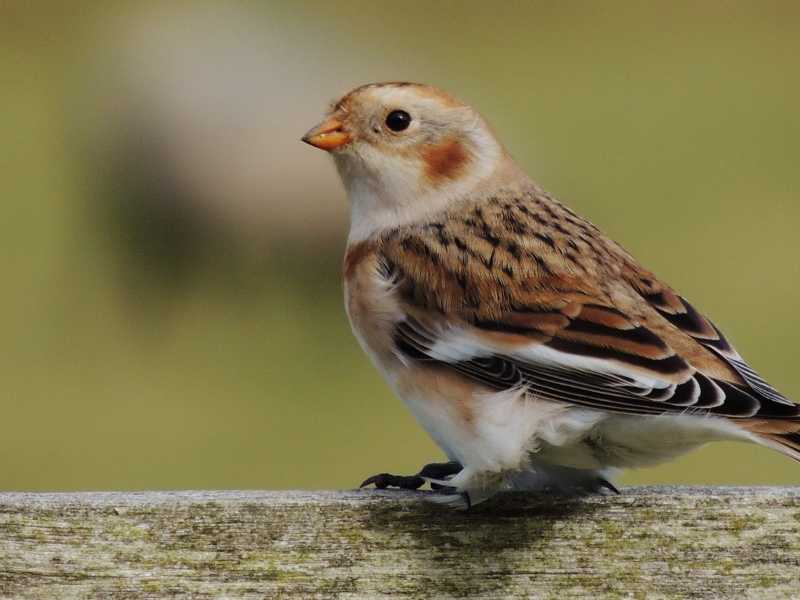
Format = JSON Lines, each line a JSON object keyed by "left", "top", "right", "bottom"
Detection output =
{"left": 302, "top": 82, "right": 799, "bottom": 507}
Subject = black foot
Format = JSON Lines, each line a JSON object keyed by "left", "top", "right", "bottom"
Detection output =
{"left": 418, "top": 461, "right": 463, "bottom": 479}
{"left": 359, "top": 473, "right": 425, "bottom": 490}
{"left": 360, "top": 461, "right": 464, "bottom": 491}
{"left": 419, "top": 461, "right": 463, "bottom": 490}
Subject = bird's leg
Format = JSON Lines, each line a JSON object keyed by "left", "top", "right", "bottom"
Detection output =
{"left": 418, "top": 461, "right": 463, "bottom": 490}
{"left": 360, "top": 461, "right": 463, "bottom": 490}
{"left": 418, "top": 460, "right": 463, "bottom": 479}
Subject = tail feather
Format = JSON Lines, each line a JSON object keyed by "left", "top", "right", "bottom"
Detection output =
{"left": 758, "top": 432, "right": 800, "bottom": 463}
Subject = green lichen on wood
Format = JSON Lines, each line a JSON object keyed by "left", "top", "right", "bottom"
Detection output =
{"left": 0, "top": 488, "right": 798, "bottom": 598}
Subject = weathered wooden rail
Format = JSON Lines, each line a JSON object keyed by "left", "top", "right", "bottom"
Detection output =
{"left": 0, "top": 487, "right": 799, "bottom": 599}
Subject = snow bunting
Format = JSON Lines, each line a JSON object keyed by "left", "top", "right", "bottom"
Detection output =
{"left": 302, "top": 82, "right": 799, "bottom": 507}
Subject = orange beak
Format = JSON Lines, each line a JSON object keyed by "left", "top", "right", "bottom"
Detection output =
{"left": 301, "top": 115, "right": 351, "bottom": 151}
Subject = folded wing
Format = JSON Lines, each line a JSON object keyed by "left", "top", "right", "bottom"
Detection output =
{"left": 392, "top": 297, "right": 799, "bottom": 421}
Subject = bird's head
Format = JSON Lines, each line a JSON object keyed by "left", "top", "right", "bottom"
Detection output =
{"left": 303, "top": 82, "right": 518, "bottom": 241}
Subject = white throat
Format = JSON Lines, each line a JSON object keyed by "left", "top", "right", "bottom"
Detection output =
{"left": 339, "top": 132, "right": 504, "bottom": 243}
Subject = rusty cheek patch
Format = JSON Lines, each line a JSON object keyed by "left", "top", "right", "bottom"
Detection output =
{"left": 421, "top": 138, "right": 469, "bottom": 185}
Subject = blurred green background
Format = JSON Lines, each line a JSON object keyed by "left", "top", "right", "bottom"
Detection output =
{"left": 1, "top": 1, "right": 799, "bottom": 492}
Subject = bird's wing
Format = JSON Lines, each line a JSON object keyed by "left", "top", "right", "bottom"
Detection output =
{"left": 375, "top": 194, "right": 797, "bottom": 420}
{"left": 635, "top": 285, "right": 793, "bottom": 407}
{"left": 392, "top": 302, "right": 796, "bottom": 419}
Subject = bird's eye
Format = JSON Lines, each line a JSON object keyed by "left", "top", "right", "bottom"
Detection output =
{"left": 385, "top": 110, "right": 411, "bottom": 132}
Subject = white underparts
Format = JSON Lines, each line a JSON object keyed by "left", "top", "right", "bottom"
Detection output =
{"left": 403, "top": 384, "right": 758, "bottom": 506}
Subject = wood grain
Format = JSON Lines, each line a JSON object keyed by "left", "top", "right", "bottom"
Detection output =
{"left": 1, "top": 488, "right": 799, "bottom": 599}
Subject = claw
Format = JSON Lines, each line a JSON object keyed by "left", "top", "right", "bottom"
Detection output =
{"left": 359, "top": 474, "right": 386, "bottom": 489}
{"left": 598, "top": 478, "right": 621, "bottom": 495}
